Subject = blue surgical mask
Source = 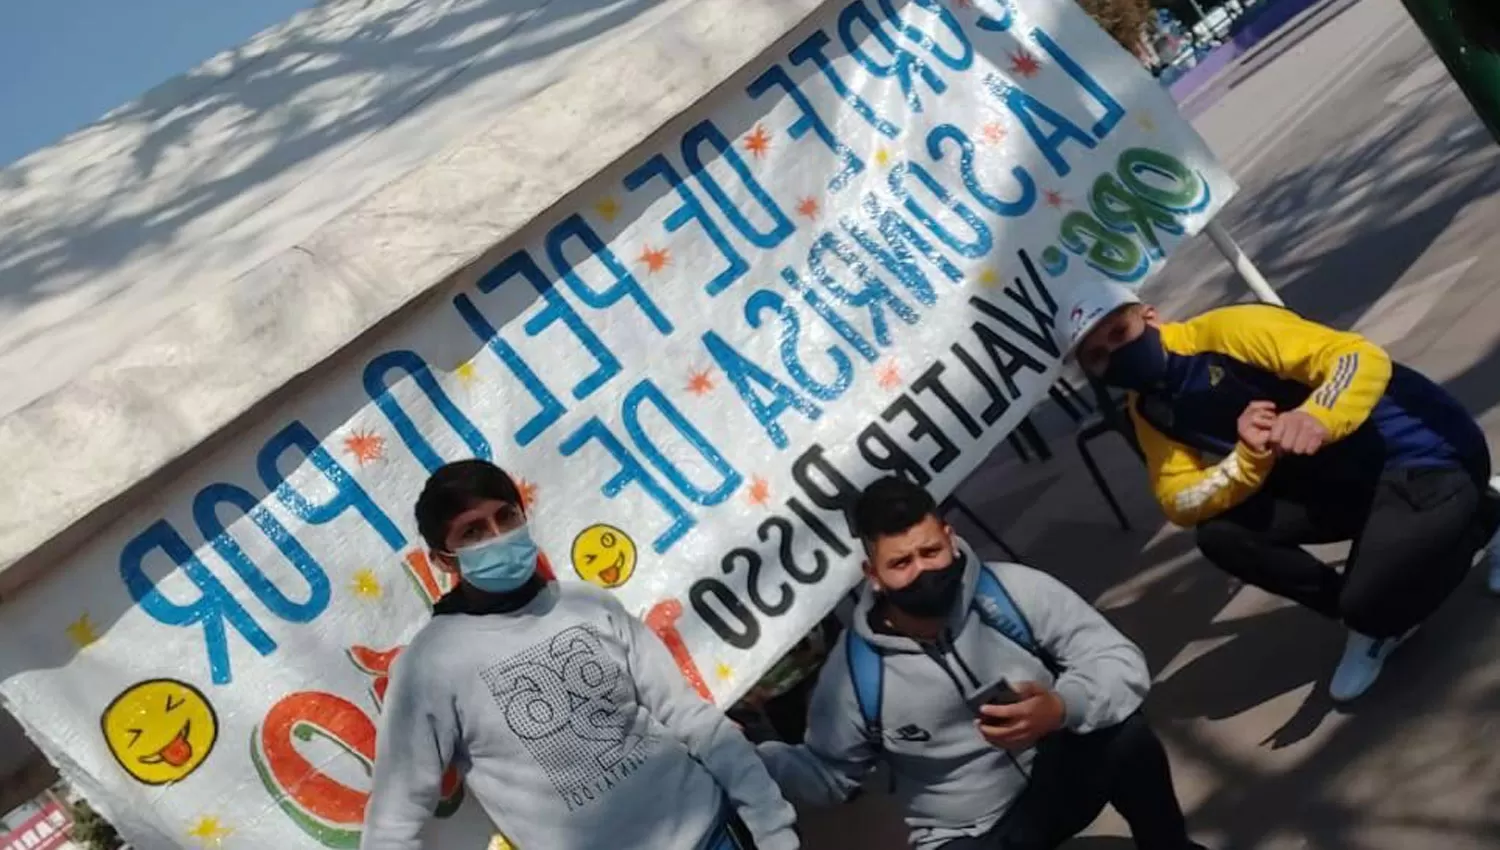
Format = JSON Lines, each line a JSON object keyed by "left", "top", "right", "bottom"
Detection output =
{"left": 1102, "top": 324, "right": 1169, "bottom": 393}
{"left": 454, "top": 524, "right": 540, "bottom": 593}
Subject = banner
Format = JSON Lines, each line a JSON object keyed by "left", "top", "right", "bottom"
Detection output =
{"left": 0, "top": 0, "right": 1234, "bottom": 847}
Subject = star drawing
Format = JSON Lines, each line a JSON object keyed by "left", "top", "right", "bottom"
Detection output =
{"left": 454, "top": 360, "right": 479, "bottom": 385}
{"left": 796, "top": 197, "right": 820, "bottom": 220}
{"left": 744, "top": 125, "right": 772, "bottom": 159}
{"left": 518, "top": 479, "right": 539, "bottom": 510}
{"left": 874, "top": 147, "right": 892, "bottom": 168}
{"left": 1010, "top": 50, "right": 1041, "bottom": 78}
{"left": 344, "top": 429, "right": 385, "bottom": 466}
{"left": 977, "top": 268, "right": 1001, "bottom": 289}
{"left": 747, "top": 477, "right": 772, "bottom": 506}
{"left": 1044, "top": 189, "right": 1067, "bottom": 208}
{"left": 686, "top": 368, "right": 716, "bottom": 396}
{"left": 188, "top": 816, "right": 233, "bottom": 847}
{"left": 877, "top": 360, "right": 903, "bottom": 390}
{"left": 66, "top": 613, "right": 100, "bottom": 649}
{"left": 980, "top": 121, "right": 1007, "bottom": 146}
{"left": 715, "top": 661, "right": 734, "bottom": 682}
{"left": 594, "top": 197, "right": 621, "bottom": 222}
{"left": 639, "top": 245, "right": 671, "bottom": 273}
{"left": 351, "top": 569, "right": 383, "bottom": 600}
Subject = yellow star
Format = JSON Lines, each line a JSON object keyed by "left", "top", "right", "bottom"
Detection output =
{"left": 714, "top": 661, "right": 734, "bottom": 682}
{"left": 65, "top": 614, "right": 100, "bottom": 649}
{"left": 594, "top": 197, "right": 620, "bottom": 223}
{"left": 978, "top": 267, "right": 1001, "bottom": 289}
{"left": 351, "top": 569, "right": 383, "bottom": 600}
{"left": 454, "top": 360, "right": 478, "bottom": 385}
{"left": 1136, "top": 111, "right": 1157, "bottom": 133}
{"left": 489, "top": 834, "right": 517, "bottom": 850}
{"left": 874, "top": 147, "right": 891, "bottom": 168}
{"left": 188, "top": 816, "right": 232, "bottom": 846}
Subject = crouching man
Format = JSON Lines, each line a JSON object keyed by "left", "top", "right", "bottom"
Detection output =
{"left": 758, "top": 476, "right": 1203, "bottom": 850}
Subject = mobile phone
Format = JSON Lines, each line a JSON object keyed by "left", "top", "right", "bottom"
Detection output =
{"left": 965, "top": 678, "right": 1022, "bottom": 714}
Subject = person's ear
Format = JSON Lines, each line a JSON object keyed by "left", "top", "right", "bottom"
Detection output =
{"left": 1140, "top": 304, "right": 1160, "bottom": 327}
{"left": 861, "top": 559, "right": 881, "bottom": 591}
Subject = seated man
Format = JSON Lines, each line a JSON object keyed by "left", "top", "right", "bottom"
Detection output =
{"left": 1057, "top": 281, "right": 1496, "bottom": 701}
{"left": 363, "top": 460, "right": 798, "bottom": 850}
{"left": 758, "top": 476, "right": 1203, "bottom": 850}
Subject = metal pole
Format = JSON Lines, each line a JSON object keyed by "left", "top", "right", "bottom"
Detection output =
{"left": 1399, "top": 0, "right": 1500, "bottom": 144}
{"left": 1204, "top": 220, "right": 1284, "bottom": 306}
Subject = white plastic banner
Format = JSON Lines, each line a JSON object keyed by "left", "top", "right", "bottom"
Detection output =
{"left": 0, "top": 0, "right": 1234, "bottom": 847}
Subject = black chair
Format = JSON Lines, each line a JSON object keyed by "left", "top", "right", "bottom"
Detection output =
{"left": 1007, "top": 379, "right": 1095, "bottom": 463}
{"left": 942, "top": 495, "right": 1020, "bottom": 561}
{"left": 1075, "top": 375, "right": 1144, "bottom": 531}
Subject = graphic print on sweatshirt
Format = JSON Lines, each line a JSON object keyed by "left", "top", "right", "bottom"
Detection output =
{"left": 480, "top": 625, "right": 661, "bottom": 811}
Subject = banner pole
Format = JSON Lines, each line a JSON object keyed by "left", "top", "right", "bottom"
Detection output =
{"left": 1204, "top": 220, "right": 1283, "bottom": 305}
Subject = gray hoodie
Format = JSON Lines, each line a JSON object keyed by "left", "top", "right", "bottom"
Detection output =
{"left": 757, "top": 541, "right": 1147, "bottom": 848}
{"left": 362, "top": 580, "right": 798, "bottom": 850}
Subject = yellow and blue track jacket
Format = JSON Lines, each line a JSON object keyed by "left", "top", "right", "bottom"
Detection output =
{"left": 1127, "top": 304, "right": 1490, "bottom": 527}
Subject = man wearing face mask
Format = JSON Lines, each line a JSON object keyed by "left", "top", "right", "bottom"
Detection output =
{"left": 757, "top": 476, "right": 1203, "bottom": 850}
{"left": 362, "top": 459, "right": 799, "bottom": 850}
{"left": 1057, "top": 282, "right": 1497, "bottom": 702}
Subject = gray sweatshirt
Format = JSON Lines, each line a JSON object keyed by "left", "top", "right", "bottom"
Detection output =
{"left": 758, "top": 542, "right": 1148, "bottom": 848}
{"left": 362, "top": 580, "right": 798, "bottom": 850}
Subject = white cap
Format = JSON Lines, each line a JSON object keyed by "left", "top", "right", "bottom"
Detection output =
{"left": 1054, "top": 281, "right": 1142, "bottom": 358}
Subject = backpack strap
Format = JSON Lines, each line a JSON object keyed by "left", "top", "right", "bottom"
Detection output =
{"left": 844, "top": 630, "right": 884, "bottom": 743}
{"left": 971, "top": 566, "right": 1062, "bottom": 675}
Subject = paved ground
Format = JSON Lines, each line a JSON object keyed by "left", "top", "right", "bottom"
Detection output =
{"left": 804, "top": 0, "right": 1500, "bottom": 847}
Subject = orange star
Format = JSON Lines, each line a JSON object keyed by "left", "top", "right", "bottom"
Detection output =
{"left": 518, "top": 478, "right": 539, "bottom": 510}
{"left": 877, "top": 360, "right": 903, "bottom": 390}
{"left": 796, "top": 197, "right": 820, "bottom": 220}
{"left": 980, "top": 122, "right": 1007, "bottom": 146}
{"left": 639, "top": 246, "right": 670, "bottom": 273}
{"left": 1044, "top": 189, "right": 1067, "bottom": 208}
{"left": 744, "top": 125, "right": 772, "bottom": 159}
{"left": 1010, "top": 50, "right": 1041, "bottom": 78}
{"left": 747, "top": 477, "right": 772, "bottom": 506}
{"left": 687, "top": 368, "right": 716, "bottom": 396}
{"left": 344, "top": 429, "right": 385, "bottom": 466}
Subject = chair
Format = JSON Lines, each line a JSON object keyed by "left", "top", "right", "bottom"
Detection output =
{"left": 942, "top": 496, "right": 1020, "bottom": 561}
{"left": 1074, "top": 375, "right": 1144, "bottom": 531}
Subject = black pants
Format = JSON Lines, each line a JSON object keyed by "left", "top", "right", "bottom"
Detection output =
{"left": 941, "top": 712, "right": 1196, "bottom": 850}
{"left": 1196, "top": 466, "right": 1488, "bottom": 638}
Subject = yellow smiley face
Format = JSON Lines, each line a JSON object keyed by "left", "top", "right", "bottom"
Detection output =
{"left": 101, "top": 678, "right": 218, "bottom": 785}
{"left": 571, "top": 524, "right": 638, "bottom": 589}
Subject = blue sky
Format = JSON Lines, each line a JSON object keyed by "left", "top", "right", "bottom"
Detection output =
{"left": 0, "top": 0, "right": 315, "bottom": 167}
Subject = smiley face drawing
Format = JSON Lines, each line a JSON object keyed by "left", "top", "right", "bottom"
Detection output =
{"left": 101, "top": 678, "right": 218, "bottom": 785}
{"left": 571, "top": 524, "right": 638, "bottom": 589}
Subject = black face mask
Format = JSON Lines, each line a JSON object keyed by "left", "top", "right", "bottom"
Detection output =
{"left": 1101, "top": 324, "right": 1169, "bottom": 394}
{"left": 884, "top": 552, "right": 966, "bottom": 619}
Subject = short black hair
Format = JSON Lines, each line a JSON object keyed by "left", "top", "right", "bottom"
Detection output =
{"left": 852, "top": 475, "right": 938, "bottom": 544}
{"left": 414, "top": 459, "right": 523, "bottom": 551}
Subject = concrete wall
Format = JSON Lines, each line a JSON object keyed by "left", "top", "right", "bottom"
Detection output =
{"left": 0, "top": 0, "right": 826, "bottom": 802}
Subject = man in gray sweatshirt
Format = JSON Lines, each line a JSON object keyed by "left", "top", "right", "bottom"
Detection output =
{"left": 758, "top": 476, "right": 1203, "bottom": 849}
{"left": 361, "top": 459, "right": 799, "bottom": 850}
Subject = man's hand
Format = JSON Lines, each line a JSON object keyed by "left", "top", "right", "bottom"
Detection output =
{"left": 1269, "top": 410, "right": 1330, "bottom": 456}
{"left": 1237, "top": 400, "right": 1277, "bottom": 453}
{"left": 975, "top": 682, "right": 1065, "bottom": 751}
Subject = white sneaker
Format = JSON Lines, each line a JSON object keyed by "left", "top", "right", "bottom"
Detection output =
{"left": 1329, "top": 629, "right": 1410, "bottom": 702}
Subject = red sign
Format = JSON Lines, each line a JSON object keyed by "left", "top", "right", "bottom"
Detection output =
{"left": 1, "top": 802, "right": 72, "bottom": 850}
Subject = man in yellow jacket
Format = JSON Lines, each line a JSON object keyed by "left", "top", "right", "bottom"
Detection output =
{"left": 1057, "top": 282, "right": 1496, "bottom": 701}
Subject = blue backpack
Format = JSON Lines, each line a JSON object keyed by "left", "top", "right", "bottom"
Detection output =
{"left": 846, "top": 566, "right": 1057, "bottom": 745}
